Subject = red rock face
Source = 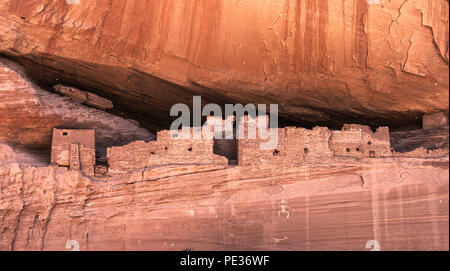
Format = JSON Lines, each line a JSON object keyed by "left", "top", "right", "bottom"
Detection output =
{"left": 0, "top": 0, "right": 448, "bottom": 128}
{"left": 0, "top": 59, "right": 154, "bottom": 151}
{"left": 0, "top": 159, "right": 448, "bottom": 251}
{"left": 0, "top": 0, "right": 449, "bottom": 252}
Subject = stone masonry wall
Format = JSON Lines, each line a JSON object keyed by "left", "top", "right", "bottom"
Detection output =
{"left": 237, "top": 115, "right": 334, "bottom": 166}
{"left": 330, "top": 124, "right": 391, "bottom": 158}
{"left": 237, "top": 117, "right": 392, "bottom": 166}
{"left": 50, "top": 129, "right": 95, "bottom": 166}
{"left": 108, "top": 116, "right": 393, "bottom": 172}
{"left": 107, "top": 127, "right": 228, "bottom": 175}
{"left": 79, "top": 145, "right": 95, "bottom": 176}
{"left": 51, "top": 129, "right": 95, "bottom": 176}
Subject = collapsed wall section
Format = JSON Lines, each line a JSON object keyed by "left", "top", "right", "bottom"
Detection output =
{"left": 285, "top": 126, "right": 334, "bottom": 161}
{"left": 237, "top": 115, "right": 334, "bottom": 166}
{"left": 329, "top": 124, "right": 391, "bottom": 158}
{"left": 107, "top": 127, "right": 228, "bottom": 174}
{"left": 237, "top": 116, "right": 392, "bottom": 166}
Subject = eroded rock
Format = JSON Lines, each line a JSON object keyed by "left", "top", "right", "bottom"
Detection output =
{"left": 423, "top": 112, "right": 449, "bottom": 130}
{"left": 0, "top": 0, "right": 448, "bottom": 128}
{"left": 0, "top": 154, "right": 447, "bottom": 251}
{"left": 53, "top": 84, "right": 114, "bottom": 110}
{"left": 0, "top": 0, "right": 448, "bottom": 252}
{"left": 0, "top": 59, "right": 155, "bottom": 154}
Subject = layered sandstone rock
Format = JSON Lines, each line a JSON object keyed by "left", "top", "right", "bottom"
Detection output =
{"left": 0, "top": 0, "right": 448, "bottom": 252}
{"left": 0, "top": 59, "right": 154, "bottom": 153}
{"left": 0, "top": 149, "right": 448, "bottom": 251}
{"left": 423, "top": 112, "right": 449, "bottom": 130}
{"left": 53, "top": 85, "right": 114, "bottom": 111}
{"left": 391, "top": 125, "right": 449, "bottom": 152}
{"left": 0, "top": 0, "right": 448, "bottom": 128}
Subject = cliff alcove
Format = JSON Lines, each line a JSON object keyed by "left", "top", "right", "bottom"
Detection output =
{"left": 0, "top": 0, "right": 448, "bottom": 251}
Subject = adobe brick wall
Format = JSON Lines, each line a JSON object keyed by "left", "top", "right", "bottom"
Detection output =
{"left": 51, "top": 129, "right": 95, "bottom": 165}
{"left": 287, "top": 126, "right": 334, "bottom": 161}
{"left": 238, "top": 127, "right": 286, "bottom": 166}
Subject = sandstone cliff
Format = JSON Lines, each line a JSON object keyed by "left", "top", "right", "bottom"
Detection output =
{"left": 0, "top": 58, "right": 154, "bottom": 153}
{"left": 0, "top": 143, "right": 448, "bottom": 250}
{"left": 0, "top": 0, "right": 448, "bottom": 128}
{"left": 0, "top": 0, "right": 448, "bottom": 252}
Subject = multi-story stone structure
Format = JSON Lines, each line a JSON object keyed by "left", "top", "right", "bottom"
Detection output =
{"left": 50, "top": 128, "right": 95, "bottom": 176}
{"left": 52, "top": 116, "right": 394, "bottom": 176}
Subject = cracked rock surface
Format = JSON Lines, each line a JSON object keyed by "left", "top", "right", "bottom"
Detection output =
{"left": 0, "top": 0, "right": 448, "bottom": 128}
{"left": 0, "top": 0, "right": 448, "bottom": 251}
{"left": 0, "top": 149, "right": 448, "bottom": 250}
{"left": 0, "top": 58, "right": 155, "bottom": 154}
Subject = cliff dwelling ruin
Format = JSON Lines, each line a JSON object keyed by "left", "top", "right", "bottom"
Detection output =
{"left": 49, "top": 114, "right": 446, "bottom": 178}
{"left": 1, "top": 53, "right": 448, "bottom": 252}
{"left": 0, "top": 0, "right": 448, "bottom": 253}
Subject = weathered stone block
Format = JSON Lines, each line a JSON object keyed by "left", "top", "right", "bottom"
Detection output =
{"left": 53, "top": 84, "right": 113, "bottom": 110}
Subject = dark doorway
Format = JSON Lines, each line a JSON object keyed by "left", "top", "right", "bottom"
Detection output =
{"left": 213, "top": 138, "right": 238, "bottom": 164}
